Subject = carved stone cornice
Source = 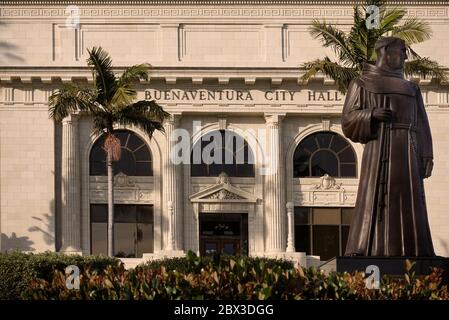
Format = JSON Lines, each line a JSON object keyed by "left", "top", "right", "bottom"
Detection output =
{"left": 2, "top": 67, "right": 446, "bottom": 86}
{"left": 0, "top": 1, "right": 447, "bottom": 5}
{"left": 1, "top": 2, "right": 448, "bottom": 22}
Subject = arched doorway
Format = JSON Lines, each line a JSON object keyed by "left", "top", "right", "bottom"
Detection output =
{"left": 292, "top": 131, "right": 357, "bottom": 260}
{"left": 191, "top": 130, "right": 256, "bottom": 256}
{"left": 89, "top": 130, "right": 154, "bottom": 258}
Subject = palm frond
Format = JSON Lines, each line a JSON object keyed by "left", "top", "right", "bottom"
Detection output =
{"left": 119, "top": 64, "right": 150, "bottom": 85}
{"left": 91, "top": 110, "right": 113, "bottom": 136}
{"left": 48, "top": 84, "right": 98, "bottom": 121}
{"left": 404, "top": 57, "right": 448, "bottom": 83}
{"left": 111, "top": 64, "right": 151, "bottom": 109}
{"left": 309, "top": 20, "right": 357, "bottom": 67}
{"left": 391, "top": 18, "right": 432, "bottom": 45}
{"left": 378, "top": 7, "right": 406, "bottom": 34}
{"left": 110, "top": 85, "right": 137, "bottom": 110}
{"left": 349, "top": 5, "right": 368, "bottom": 65}
{"left": 114, "top": 100, "right": 170, "bottom": 137}
{"left": 87, "top": 47, "right": 117, "bottom": 106}
{"left": 301, "top": 57, "right": 359, "bottom": 94}
{"left": 406, "top": 45, "right": 422, "bottom": 60}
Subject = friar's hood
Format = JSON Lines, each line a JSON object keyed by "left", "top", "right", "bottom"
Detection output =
{"left": 354, "top": 63, "right": 416, "bottom": 97}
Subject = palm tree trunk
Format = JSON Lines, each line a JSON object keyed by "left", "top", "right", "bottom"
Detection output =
{"left": 107, "top": 152, "right": 114, "bottom": 257}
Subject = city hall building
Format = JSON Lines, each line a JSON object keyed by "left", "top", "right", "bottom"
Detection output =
{"left": 1, "top": 0, "right": 449, "bottom": 266}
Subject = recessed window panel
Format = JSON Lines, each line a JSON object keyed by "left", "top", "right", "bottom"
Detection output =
{"left": 295, "top": 225, "right": 311, "bottom": 254}
{"left": 127, "top": 134, "right": 144, "bottom": 151}
{"left": 134, "top": 146, "right": 150, "bottom": 161}
{"left": 135, "top": 162, "right": 152, "bottom": 176}
{"left": 300, "top": 136, "right": 318, "bottom": 153}
{"left": 311, "top": 150, "right": 339, "bottom": 177}
{"left": 115, "top": 131, "right": 129, "bottom": 146}
{"left": 90, "top": 204, "right": 154, "bottom": 257}
{"left": 91, "top": 204, "right": 107, "bottom": 222}
{"left": 340, "top": 164, "right": 356, "bottom": 177}
{"left": 313, "top": 208, "right": 341, "bottom": 225}
{"left": 338, "top": 147, "right": 356, "bottom": 162}
{"left": 293, "top": 132, "right": 356, "bottom": 178}
{"left": 295, "top": 207, "right": 355, "bottom": 260}
{"left": 114, "top": 149, "right": 136, "bottom": 176}
{"left": 330, "top": 135, "right": 349, "bottom": 153}
{"left": 137, "top": 223, "right": 153, "bottom": 257}
{"left": 91, "top": 222, "right": 107, "bottom": 255}
{"left": 89, "top": 130, "right": 152, "bottom": 176}
{"left": 313, "top": 225, "right": 339, "bottom": 260}
{"left": 315, "top": 132, "right": 333, "bottom": 148}
{"left": 293, "top": 148, "right": 310, "bottom": 163}
{"left": 341, "top": 208, "right": 354, "bottom": 225}
{"left": 342, "top": 225, "right": 350, "bottom": 254}
{"left": 114, "top": 223, "right": 136, "bottom": 257}
{"left": 294, "top": 162, "right": 309, "bottom": 177}
{"left": 294, "top": 207, "right": 310, "bottom": 225}
{"left": 191, "top": 130, "right": 254, "bottom": 177}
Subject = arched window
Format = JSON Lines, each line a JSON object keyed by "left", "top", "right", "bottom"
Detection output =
{"left": 293, "top": 132, "right": 356, "bottom": 178}
{"left": 191, "top": 130, "right": 255, "bottom": 177}
{"left": 89, "top": 130, "right": 152, "bottom": 176}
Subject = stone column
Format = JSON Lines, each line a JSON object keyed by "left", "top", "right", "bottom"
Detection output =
{"left": 166, "top": 201, "right": 175, "bottom": 251}
{"left": 264, "top": 114, "right": 286, "bottom": 252}
{"left": 60, "top": 114, "right": 81, "bottom": 253}
{"left": 163, "top": 114, "right": 183, "bottom": 252}
{"left": 286, "top": 202, "right": 295, "bottom": 252}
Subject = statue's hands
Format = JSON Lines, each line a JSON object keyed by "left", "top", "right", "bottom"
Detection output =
{"left": 372, "top": 108, "right": 393, "bottom": 122}
{"left": 423, "top": 158, "right": 433, "bottom": 179}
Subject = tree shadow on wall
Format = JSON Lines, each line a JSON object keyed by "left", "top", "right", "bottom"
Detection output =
{"left": 0, "top": 20, "right": 24, "bottom": 63}
{"left": 28, "top": 199, "right": 56, "bottom": 247}
{"left": 1, "top": 232, "right": 35, "bottom": 252}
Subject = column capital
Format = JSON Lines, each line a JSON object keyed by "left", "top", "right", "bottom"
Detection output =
{"left": 164, "top": 113, "right": 182, "bottom": 127}
{"left": 264, "top": 113, "right": 285, "bottom": 126}
{"left": 62, "top": 113, "right": 79, "bottom": 125}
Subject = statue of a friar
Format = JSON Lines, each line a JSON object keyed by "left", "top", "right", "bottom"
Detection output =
{"left": 342, "top": 37, "right": 435, "bottom": 257}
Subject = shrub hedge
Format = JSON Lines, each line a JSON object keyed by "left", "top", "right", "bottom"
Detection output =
{"left": 0, "top": 251, "right": 119, "bottom": 299}
{"left": 17, "top": 251, "right": 449, "bottom": 300}
{"left": 140, "top": 252, "right": 294, "bottom": 274}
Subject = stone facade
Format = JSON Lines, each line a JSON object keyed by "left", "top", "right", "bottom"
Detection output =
{"left": 0, "top": 0, "right": 449, "bottom": 265}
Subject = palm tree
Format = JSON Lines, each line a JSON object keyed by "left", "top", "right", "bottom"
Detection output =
{"left": 49, "top": 47, "right": 170, "bottom": 257}
{"left": 301, "top": 0, "right": 447, "bottom": 94}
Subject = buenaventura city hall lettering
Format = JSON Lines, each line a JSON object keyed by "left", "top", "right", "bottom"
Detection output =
{"left": 144, "top": 89, "right": 344, "bottom": 103}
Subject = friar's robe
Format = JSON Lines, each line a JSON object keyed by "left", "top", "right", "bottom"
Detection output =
{"left": 342, "top": 63, "right": 435, "bottom": 257}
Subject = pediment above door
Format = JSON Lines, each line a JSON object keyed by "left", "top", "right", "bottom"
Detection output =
{"left": 189, "top": 172, "right": 258, "bottom": 203}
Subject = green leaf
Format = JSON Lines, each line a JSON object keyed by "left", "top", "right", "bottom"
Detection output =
{"left": 86, "top": 47, "right": 117, "bottom": 105}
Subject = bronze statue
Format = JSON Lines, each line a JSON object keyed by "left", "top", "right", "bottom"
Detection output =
{"left": 342, "top": 37, "right": 435, "bottom": 257}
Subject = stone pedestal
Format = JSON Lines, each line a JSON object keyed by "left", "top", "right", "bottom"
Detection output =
{"left": 332, "top": 256, "right": 449, "bottom": 284}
